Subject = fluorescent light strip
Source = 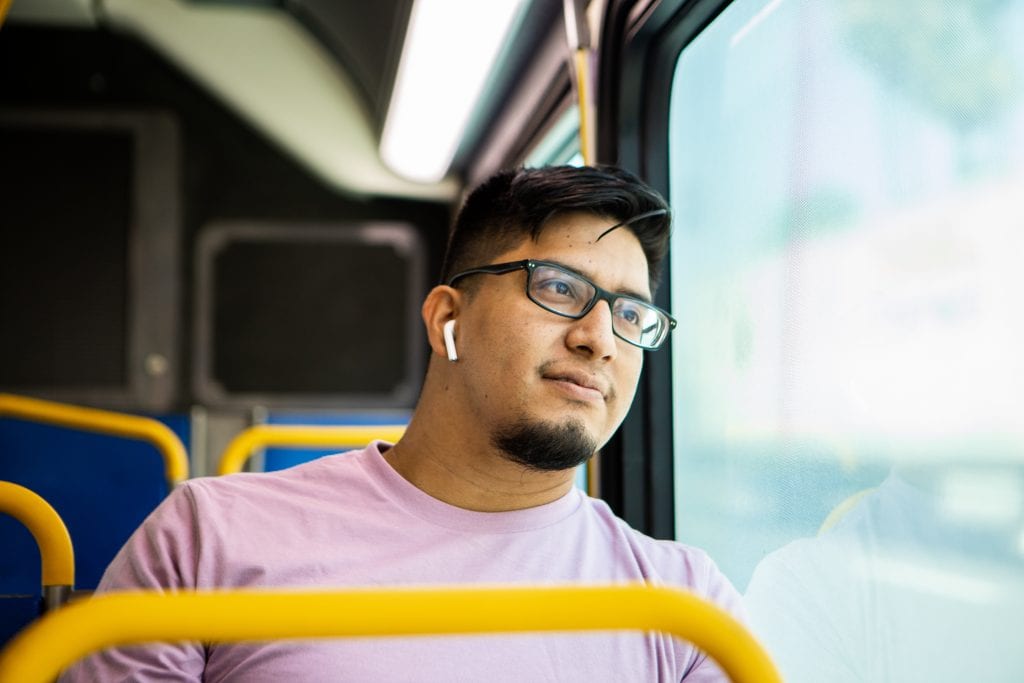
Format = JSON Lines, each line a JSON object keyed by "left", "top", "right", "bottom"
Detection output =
{"left": 380, "top": 0, "right": 524, "bottom": 183}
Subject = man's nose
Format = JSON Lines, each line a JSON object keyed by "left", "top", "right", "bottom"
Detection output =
{"left": 565, "top": 300, "right": 618, "bottom": 360}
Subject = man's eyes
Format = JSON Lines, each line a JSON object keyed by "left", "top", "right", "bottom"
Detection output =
{"left": 535, "top": 274, "right": 584, "bottom": 300}
{"left": 615, "top": 304, "right": 643, "bottom": 326}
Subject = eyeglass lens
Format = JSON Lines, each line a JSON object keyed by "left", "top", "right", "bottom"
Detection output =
{"left": 527, "top": 264, "right": 666, "bottom": 348}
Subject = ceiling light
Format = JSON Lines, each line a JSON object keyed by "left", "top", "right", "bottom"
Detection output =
{"left": 380, "top": 0, "right": 525, "bottom": 183}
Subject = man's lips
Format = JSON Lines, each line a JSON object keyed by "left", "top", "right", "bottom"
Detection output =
{"left": 542, "top": 369, "right": 609, "bottom": 401}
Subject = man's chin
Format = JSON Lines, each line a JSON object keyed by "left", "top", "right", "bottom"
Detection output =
{"left": 491, "top": 418, "right": 598, "bottom": 472}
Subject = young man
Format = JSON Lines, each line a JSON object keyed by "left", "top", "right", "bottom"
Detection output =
{"left": 61, "top": 165, "right": 744, "bottom": 681}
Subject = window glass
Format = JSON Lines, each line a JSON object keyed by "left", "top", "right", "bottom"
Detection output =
{"left": 668, "top": 1, "right": 1024, "bottom": 681}
{"left": 524, "top": 105, "right": 583, "bottom": 167}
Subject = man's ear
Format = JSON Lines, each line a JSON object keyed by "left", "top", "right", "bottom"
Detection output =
{"left": 421, "top": 285, "right": 461, "bottom": 359}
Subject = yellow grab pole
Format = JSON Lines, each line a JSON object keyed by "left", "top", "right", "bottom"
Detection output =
{"left": 0, "top": 585, "right": 781, "bottom": 683}
{"left": 216, "top": 424, "right": 406, "bottom": 475}
{"left": 0, "top": 394, "right": 188, "bottom": 487}
{"left": 0, "top": 0, "right": 12, "bottom": 28}
{"left": 564, "top": 0, "right": 595, "bottom": 166}
{"left": 0, "top": 481, "right": 75, "bottom": 590}
{"left": 573, "top": 47, "right": 595, "bottom": 166}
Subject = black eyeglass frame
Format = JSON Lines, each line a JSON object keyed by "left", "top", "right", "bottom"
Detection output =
{"left": 446, "top": 259, "right": 677, "bottom": 350}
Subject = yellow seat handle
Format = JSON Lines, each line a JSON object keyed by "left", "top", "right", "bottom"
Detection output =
{"left": 217, "top": 424, "right": 406, "bottom": 475}
{"left": 0, "top": 481, "right": 75, "bottom": 589}
{"left": 0, "top": 393, "right": 188, "bottom": 487}
{"left": 0, "top": 584, "right": 780, "bottom": 683}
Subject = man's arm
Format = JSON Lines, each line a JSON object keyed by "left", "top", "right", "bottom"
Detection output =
{"left": 58, "top": 483, "right": 208, "bottom": 682}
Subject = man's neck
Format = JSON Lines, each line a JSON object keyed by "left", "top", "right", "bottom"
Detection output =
{"left": 382, "top": 416, "right": 577, "bottom": 513}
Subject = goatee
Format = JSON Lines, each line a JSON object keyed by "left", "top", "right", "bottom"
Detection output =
{"left": 492, "top": 418, "right": 597, "bottom": 471}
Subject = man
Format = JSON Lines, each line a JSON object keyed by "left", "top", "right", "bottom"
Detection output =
{"left": 61, "top": 165, "right": 744, "bottom": 681}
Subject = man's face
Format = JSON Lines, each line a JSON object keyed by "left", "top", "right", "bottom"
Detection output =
{"left": 454, "top": 211, "right": 651, "bottom": 469}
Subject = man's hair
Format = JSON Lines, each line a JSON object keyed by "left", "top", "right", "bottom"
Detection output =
{"left": 440, "top": 165, "right": 672, "bottom": 293}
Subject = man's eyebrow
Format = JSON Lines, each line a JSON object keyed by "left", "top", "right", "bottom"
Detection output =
{"left": 544, "top": 258, "right": 653, "bottom": 303}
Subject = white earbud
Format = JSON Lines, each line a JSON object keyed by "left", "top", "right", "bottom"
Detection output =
{"left": 443, "top": 319, "right": 458, "bottom": 361}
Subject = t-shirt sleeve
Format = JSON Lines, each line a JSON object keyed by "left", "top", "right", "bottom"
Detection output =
{"left": 57, "top": 483, "right": 208, "bottom": 682}
{"left": 680, "top": 550, "right": 751, "bottom": 682}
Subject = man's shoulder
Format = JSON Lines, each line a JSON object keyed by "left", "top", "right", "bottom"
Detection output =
{"left": 179, "top": 446, "right": 377, "bottom": 512}
{"left": 573, "top": 496, "right": 746, "bottom": 633}
{"left": 576, "top": 495, "right": 724, "bottom": 586}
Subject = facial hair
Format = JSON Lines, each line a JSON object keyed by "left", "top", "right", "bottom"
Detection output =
{"left": 491, "top": 417, "right": 597, "bottom": 472}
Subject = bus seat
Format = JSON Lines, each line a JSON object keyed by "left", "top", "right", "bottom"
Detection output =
{"left": 217, "top": 423, "right": 405, "bottom": 475}
{"left": 0, "top": 395, "right": 189, "bottom": 591}
{"left": 0, "top": 481, "right": 74, "bottom": 645}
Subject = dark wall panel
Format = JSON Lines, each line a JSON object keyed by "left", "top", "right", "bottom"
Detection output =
{"left": 0, "top": 26, "right": 451, "bottom": 411}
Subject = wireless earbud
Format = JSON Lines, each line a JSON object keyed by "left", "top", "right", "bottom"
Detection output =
{"left": 442, "top": 319, "right": 458, "bottom": 361}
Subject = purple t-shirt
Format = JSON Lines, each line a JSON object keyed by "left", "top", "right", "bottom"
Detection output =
{"left": 60, "top": 442, "right": 743, "bottom": 682}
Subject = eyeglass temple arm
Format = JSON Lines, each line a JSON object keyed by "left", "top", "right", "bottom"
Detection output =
{"left": 446, "top": 261, "right": 530, "bottom": 286}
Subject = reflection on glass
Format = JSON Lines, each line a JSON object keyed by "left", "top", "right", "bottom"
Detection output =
{"left": 668, "top": 0, "right": 1024, "bottom": 680}
{"left": 745, "top": 467, "right": 1024, "bottom": 681}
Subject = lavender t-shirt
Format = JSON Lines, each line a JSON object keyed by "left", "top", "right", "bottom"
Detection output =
{"left": 60, "top": 442, "right": 743, "bottom": 682}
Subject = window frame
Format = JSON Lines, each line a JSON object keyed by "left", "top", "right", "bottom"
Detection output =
{"left": 597, "top": 0, "right": 734, "bottom": 538}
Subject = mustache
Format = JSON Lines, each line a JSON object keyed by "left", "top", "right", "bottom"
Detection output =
{"left": 538, "top": 361, "right": 616, "bottom": 402}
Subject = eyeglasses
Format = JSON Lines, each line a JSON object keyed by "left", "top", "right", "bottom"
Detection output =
{"left": 446, "top": 259, "right": 677, "bottom": 350}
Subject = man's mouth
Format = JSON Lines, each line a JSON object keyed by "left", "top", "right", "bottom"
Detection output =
{"left": 541, "top": 369, "right": 609, "bottom": 402}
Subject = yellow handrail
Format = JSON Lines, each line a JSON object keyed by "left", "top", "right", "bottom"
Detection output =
{"left": 217, "top": 424, "right": 406, "bottom": 475}
{"left": 0, "top": 481, "right": 75, "bottom": 589}
{"left": 0, "top": 394, "right": 188, "bottom": 487}
{"left": 0, "top": 585, "right": 781, "bottom": 683}
{"left": 0, "top": 0, "right": 12, "bottom": 28}
{"left": 818, "top": 487, "right": 876, "bottom": 536}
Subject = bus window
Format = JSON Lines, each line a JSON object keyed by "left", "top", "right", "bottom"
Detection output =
{"left": 667, "top": 1, "right": 1024, "bottom": 681}
{"left": 525, "top": 105, "right": 584, "bottom": 168}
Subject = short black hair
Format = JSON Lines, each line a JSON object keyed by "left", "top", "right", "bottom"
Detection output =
{"left": 441, "top": 165, "right": 671, "bottom": 293}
